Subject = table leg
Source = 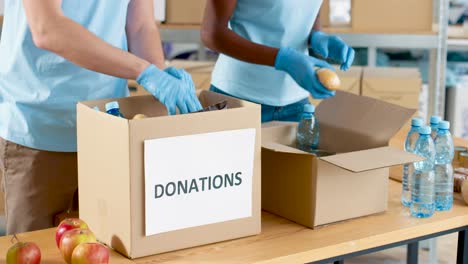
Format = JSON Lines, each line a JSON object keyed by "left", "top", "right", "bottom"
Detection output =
{"left": 457, "top": 228, "right": 468, "bottom": 264}
{"left": 407, "top": 242, "right": 419, "bottom": 264}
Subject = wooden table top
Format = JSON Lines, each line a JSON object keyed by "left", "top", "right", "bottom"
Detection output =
{"left": 1, "top": 132, "right": 467, "bottom": 263}
{"left": 1, "top": 182, "right": 468, "bottom": 263}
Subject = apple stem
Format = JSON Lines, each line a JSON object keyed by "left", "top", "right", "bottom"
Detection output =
{"left": 10, "top": 234, "right": 19, "bottom": 244}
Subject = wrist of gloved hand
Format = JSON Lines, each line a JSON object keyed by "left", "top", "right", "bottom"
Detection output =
{"left": 136, "top": 64, "right": 166, "bottom": 95}
{"left": 275, "top": 47, "right": 336, "bottom": 100}
{"left": 309, "top": 31, "right": 355, "bottom": 71}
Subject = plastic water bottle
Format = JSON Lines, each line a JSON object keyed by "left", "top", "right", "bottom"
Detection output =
{"left": 401, "top": 117, "right": 423, "bottom": 207}
{"left": 411, "top": 126, "right": 436, "bottom": 218}
{"left": 297, "top": 104, "right": 319, "bottom": 153}
{"left": 430, "top": 115, "right": 442, "bottom": 139}
{"left": 434, "top": 121, "right": 454, "bottom": 211}
{"left": 105, "top": 101, "right": 125, "bottom": 118}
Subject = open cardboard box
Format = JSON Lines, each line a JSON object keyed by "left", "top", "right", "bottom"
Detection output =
{"left": 262, "top": 91, "right": 423, "bottom": 228}
{"left": 77, "top": 91, "right": 261, "bottom": 258}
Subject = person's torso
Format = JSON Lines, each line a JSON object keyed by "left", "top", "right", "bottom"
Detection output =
{"left": 212, "top": 0, "right": 322, "bottom": 106}
{"left": 0, "top": 0, "right": 130, "bottom": 151}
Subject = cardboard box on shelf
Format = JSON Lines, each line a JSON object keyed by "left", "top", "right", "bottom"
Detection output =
{"left": 309, "top": 66, "right": 362, "bottom": 107}
{"left": 77, "top": 91, "right": 261, "bottom": 258}
{"left": 165, "top": 0, "right": 207, "bottom": 24}
{"left": 351, "top": 0, "right": 433, "bottom": 33}
{"left": 361, "top": 67, "right": 422, "bottom": 110}
{"left": 262, "top": 91, "right": 421, "bottom": 228}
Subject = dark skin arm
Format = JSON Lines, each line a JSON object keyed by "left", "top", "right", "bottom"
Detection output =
{"left": 201, "top": 0, "right": 278, "bottom": 66}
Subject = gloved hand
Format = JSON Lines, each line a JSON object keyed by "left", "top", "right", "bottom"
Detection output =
{"left": 310, "top": 31, "right": 355, "bottom": 71}
{"left": 275, "top": 47, "right": 336, "bottom": 99}
{"left": 136, "top": 65, "right": 202, "bottom": 115}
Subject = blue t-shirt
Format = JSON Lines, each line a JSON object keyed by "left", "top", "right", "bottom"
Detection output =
{"left": 211, "top": 0, "right": 322, "bottom": 107}
{"left": 0, "top": 0, "right": 130, "bottom": 152}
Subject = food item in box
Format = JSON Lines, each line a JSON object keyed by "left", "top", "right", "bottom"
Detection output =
{"left": 297, "top": 104, "right": 320, "bottom": 152}
{"left": 197, "top": 100, "right": 228, "bottom": 112}
{"left": 316, "top": 68, "right": 341, "bottom": 91}
{"left": 132, "top": 114, "right": 147, "bottom": 120}
{"left": 105, "top": 101, "right": 125, "bottom": 118}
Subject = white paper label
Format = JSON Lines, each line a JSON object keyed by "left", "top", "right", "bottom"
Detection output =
{"left": 144, "top": 129, "right": 256, "bottom": 236}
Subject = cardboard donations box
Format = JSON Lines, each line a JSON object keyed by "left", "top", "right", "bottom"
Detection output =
{"left": 262, "top": 92, "right": 422, "bottom": 228}
{"left": 77, "top": 91, "right": 261, "bottom": 258}
{"left": 309, "top": 66, "right": 362, "bottom": 106}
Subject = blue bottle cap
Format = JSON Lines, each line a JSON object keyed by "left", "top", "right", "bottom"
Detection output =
{"left": 411, "top": 117, "right": 423, "bottom": 127}
{"left": 438, "top": 121, "right": 450, "bottom": 130}
{"left": 105, "top": 101, "right": 119, "bottom": 112}
{"left": 303, "top": 104, "right": 315, "bottom": 113}
{"left": 419, "top": 126, "right": 431, "bottom": 135}
{"left": 430, "top": 115, "right": 441, "bottom": 125}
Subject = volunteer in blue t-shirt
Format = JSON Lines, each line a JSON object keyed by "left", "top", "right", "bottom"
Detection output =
{"left": 202, "top": 0, "right": 355, "bottom": 122}
{"left": 0, "top": 0, "right": 202, "bottom": 234}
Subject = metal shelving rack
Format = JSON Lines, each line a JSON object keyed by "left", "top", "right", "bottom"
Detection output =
{"left": 159, "top": 0, "right": 449, "bottom": 117}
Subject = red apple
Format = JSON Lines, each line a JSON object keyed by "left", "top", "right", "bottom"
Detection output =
{"left": 71, "top": 243, "right": 109, "bottom": 264}
{"left": 6, "top": 241, "right": 41, "bottom": 264}
{"left": 60, "top": 229, "right": 96, "bottom": 264}
{"left": 56, "top": 218, "right": 89, "bottom": 248}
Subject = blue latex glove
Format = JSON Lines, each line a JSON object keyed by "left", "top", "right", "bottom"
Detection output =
{"left": 275, "top": 47, "right": 336, "bottom": 99}
{"left": 137, "top": 65, "right": 202, "bottom": 115}
{"left": 310, "top": 31, "right": 355, "bottom": 71}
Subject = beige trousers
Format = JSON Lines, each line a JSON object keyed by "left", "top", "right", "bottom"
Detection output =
{"left": 0, "top": 138, "right": 77, "bottom": 234}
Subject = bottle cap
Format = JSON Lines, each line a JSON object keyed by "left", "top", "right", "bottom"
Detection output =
{"left": 438, "top": 121, "right": 450, "bottom": 130}
{"left": 411, "top": 117, "right": 423, "bottom": 127}
{"left": 303, "top": 104, "right": 315, "bottom": 113}
{"left": 419, "top": 126, "right": 431, "bottom": 135}
{"left": 105, "top": 101, "right": 120, "bottom": 112}
{"left": 430, "top": 115, "right": 441, "bottom": 125}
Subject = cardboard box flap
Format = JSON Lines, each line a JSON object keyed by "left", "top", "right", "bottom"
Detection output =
{"left": 262, "top": 121, "right": 298, "bottom": 147}
{"left": 316, "top": 91, "right": 416, "bottom": 153}
{"left": 262, "top": 142, "right": 309, "bottom": 155}
{"left": 320, "top": 146, "right": 424, "bottom": 173}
